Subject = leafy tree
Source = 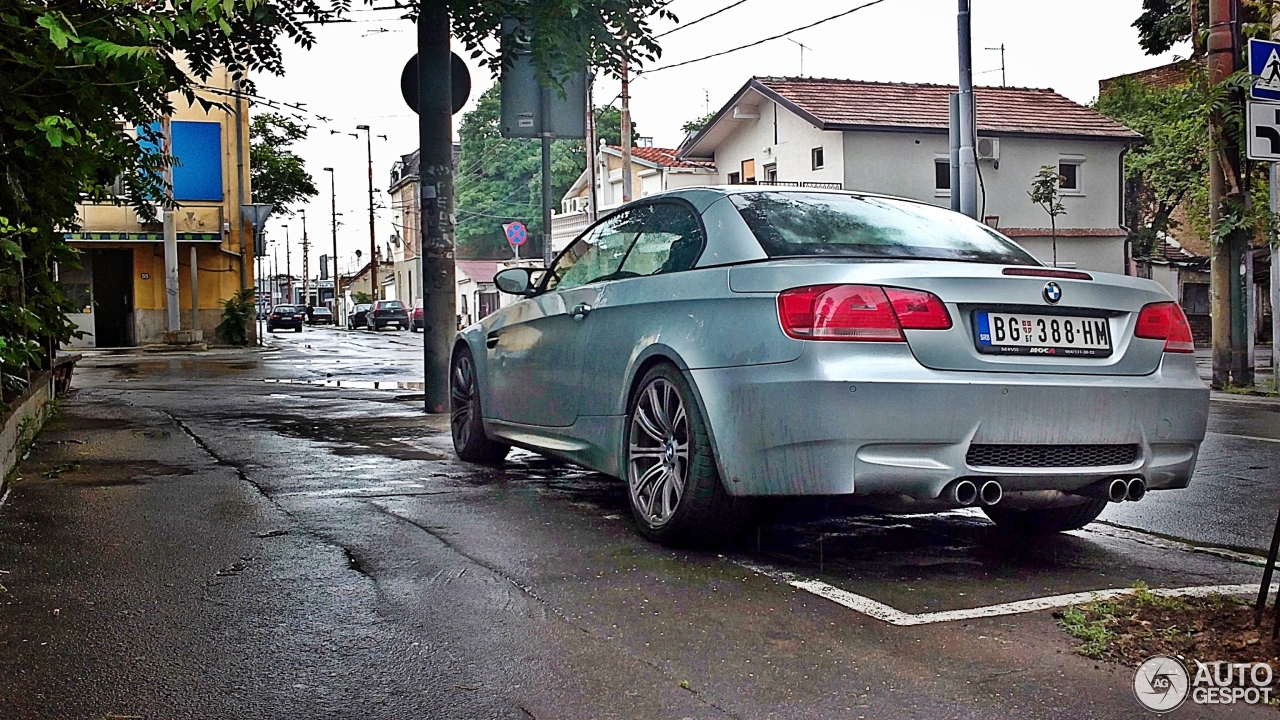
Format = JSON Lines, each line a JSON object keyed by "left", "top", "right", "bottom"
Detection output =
{"left": 1029, "top": 166, "right": 1067, "bottom": 267}
{"left": 1, "top": 0, "right": 672, "bottom": 386}
{"left": 681, "top": 111, "right": 716, "bottom": 134}
{"left": 454, "top": 85, "right": 639, "bottom": 259}
{"left": 594, "top": 105, "right": 640, "bottom": 147}
{"left": 250, "top": 113, "right": 318, "bottom": 215}
{"left": 1095, "top": 75, "right": 1209, "bottom": 255}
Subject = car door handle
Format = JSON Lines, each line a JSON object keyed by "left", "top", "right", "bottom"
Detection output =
{"left": 486, "top": 332, "right": 499, "bottom": 349}
{"left": 571, "top": 303, "right": 593, "bottom": 322}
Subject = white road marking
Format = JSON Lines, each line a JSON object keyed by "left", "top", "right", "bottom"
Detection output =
{"left": 1208, "top": 430, "right": 1280, "bottom": 445}
{"left": 736, "top": 560, "right": 1271, "bottom": 626}
{"left": 0, "top": 487, "right": 10, "bottom": 510}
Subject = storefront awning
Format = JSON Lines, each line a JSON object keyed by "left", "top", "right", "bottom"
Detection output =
{"left": 64, "top": 232, "right": 223, "bottom": 242}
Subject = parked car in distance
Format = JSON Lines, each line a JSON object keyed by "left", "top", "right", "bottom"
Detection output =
{"left": 450, "top": 186, "right": 1210, "bottom": 548}
{"left": 347, "top": 303, "right": 372, "bottom": 330}
{"left": 266, "top": 305, "right": 304, "bottom": 333}
{"left": 367, "top": 299, "right": 409, "bottom": 331}
{"left": 307, "top": 306, "right": 334, "bottom": 325}
{"left": 411, "top": 298, "right": 424, "bottom": 332}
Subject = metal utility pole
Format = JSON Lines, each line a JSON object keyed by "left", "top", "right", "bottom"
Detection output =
{"left": 234, "top": 81, "right": 248, "bottom": 290}
{"left": 621, "top": 56, "right": 634, "bottom": 203}
{"left": 1209, "top": 0, "right": 1252, "bottom": 387}
{"left": 586, "top": 74, "right": 599, "bottom": 223}
{"left": 356, "top": 124, "right": 379, "bottom": 301}
{"left": 324, "top": 167, "right": 339, "bottom": 313}
{"left": 418, "top": 5, "right": 456, "bottom": 413}
{"left": 285, "top": 225, "right": 292, "bottom": 305}
{"left": 1272, "top": 12, "right": 1280, "bottom": 390}
{"left": 956, "top": 0, "right": 979, "bottom": 221}
{"left": 541, "top": 82, "right": 554, "bottom": 266}
{"left": 161, "top": 115, "right": 181, "bottom": 332}
{"left": 301, "top": 209, "right": 310, "bottom": 307}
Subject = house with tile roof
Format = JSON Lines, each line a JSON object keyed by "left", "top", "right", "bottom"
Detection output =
{"left": 551, "top": 143, "right": 717, "bottom": 251}
{"left": 677, "top": 76, "right": 1142, "bottom": 274}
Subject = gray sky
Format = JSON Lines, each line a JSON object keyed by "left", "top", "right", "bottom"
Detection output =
{"left": 252, "top": 0, "right": 1185, "bottom": 277}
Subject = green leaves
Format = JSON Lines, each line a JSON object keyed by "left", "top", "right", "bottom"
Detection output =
{"left": 250, "top": 113, "right": 317, "bottom": 214}
{"left": 34, "top": 116, "right": 80, "bottom": 148}
{"left": 36, "top": 11, "right": 79, "bottom": 50}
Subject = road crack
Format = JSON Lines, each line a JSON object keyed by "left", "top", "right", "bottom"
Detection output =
{"left": 372, "top": 504, "right": 744, "bottom": 720}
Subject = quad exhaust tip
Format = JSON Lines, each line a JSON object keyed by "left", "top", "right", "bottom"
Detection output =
{"left": 978, "top": 480, "right": 1003, "bottom": 506}
{"left": 1108, "top": 478, "right": 1129, "bottom": 503}
{"left": 1126, "top": 478, "right": 1146, "bottom": 502}
{"left": 949, "top": 479, "right": 978, "bottom": 507}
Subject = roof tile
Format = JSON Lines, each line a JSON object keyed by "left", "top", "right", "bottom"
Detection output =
{"left": 756, "top": 77, "right": 1140, "bottom": 139}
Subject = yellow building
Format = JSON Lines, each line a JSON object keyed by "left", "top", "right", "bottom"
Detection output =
{"left": 61, "top": 66, "right": 255, "bottom": 347}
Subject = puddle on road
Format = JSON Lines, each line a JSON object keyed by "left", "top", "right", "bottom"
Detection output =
{"left": 262, "top": 378, "right": 425, "bottom": 390}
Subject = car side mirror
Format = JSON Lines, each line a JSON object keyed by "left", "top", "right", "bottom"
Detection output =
{"left": 494, "top": 267, "right": 538, "bottom": 297}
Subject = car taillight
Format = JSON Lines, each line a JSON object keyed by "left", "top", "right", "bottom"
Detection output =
{"left": 885, "top": 288, "right": 953, "bottom": 330}
{"left": 777, "top": 284, "right": 951, "bottom": 341}
{"left": 1134, "top": 301, "right": 1194, "bottom": 353}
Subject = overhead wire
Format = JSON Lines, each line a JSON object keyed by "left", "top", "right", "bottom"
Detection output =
{"left": 654, "top": 0, "right": 752, "bottom": 39}
{"left": 638, "top": 0, "right": 891, "bottom": 75}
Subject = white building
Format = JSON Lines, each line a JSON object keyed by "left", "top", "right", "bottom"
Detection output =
{"left": 551, "top": 145, "right": 717, "bottom": 251}
{"left": 678, "top": 77, "right": 1141, "bottom": 274}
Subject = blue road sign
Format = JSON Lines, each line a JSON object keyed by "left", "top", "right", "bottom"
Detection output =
{"left": 1250, "top": 38, "right": 1280, "bottom": 101}
{"left": 503, "top": 222, "right": 528, "bottom": 247}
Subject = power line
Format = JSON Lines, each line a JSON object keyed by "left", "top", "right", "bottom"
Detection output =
{"left": 655, "top": 0, "right": 752, "bottom": 39}
{"left": 639, "top": 0, "right": 891, "bottom": 75}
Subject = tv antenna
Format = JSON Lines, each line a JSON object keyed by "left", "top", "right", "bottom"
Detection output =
{"left": 985, "top": 44, "right": 1006, "bottom": 86}
{"left": 787, "top": 38, "right": 812, "bottom": 77}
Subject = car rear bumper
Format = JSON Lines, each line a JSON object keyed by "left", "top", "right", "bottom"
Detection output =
{"left": 689, "top": 343, "right": 1209, "bottom": 500}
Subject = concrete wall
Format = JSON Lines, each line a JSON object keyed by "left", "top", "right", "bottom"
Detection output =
{"left": 713, "top": 97, "right": 844, "bottom": 186}
{"left": 1011, "top": 236, "right": 1126, "bottom": 275}
{"left": 1, "top": 372, "right": 53, "bottom": 488}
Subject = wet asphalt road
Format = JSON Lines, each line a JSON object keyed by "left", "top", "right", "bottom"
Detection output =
{"left": 0, "top": 325, "right": 1275, "bottom": 719}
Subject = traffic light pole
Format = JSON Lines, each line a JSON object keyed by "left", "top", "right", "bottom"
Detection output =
{"left": 418, "top": 4, "right": 456, "bottom": 414}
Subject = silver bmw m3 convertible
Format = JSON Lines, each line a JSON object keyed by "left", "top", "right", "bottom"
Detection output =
{"left": 449, "top": 187, "right": 1209, "bottom": 546}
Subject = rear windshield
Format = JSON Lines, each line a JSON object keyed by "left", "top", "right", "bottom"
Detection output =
{"left": 729, "top": 191, "right": 1039, "bottom": 265}
{"left": 379, "top": 301, "right": 405, "bottom": 309}
{"left": 273, "top": 306, "right": 297, "bottom": 313}
{"left": 354, "top": 304, "right": 372, "bottom": 311}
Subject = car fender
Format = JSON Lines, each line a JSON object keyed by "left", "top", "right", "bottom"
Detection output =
{"left": 616, "top": 344, "right": 730, "bottom": 488}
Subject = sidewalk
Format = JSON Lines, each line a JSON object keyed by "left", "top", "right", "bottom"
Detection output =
{"left": 1196, "top": 347, "right": 1279, "bottom": 401}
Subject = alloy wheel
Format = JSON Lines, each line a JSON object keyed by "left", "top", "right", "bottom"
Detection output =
{"left": 450, "top": 353, "right": 476, "bottom": 448}
{"left": 628, "top": 377, "right": 690, "bottom": 528}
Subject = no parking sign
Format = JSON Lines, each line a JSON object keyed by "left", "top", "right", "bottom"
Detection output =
{"left": 503, "top": 222, "right": 527, "bottom": 248}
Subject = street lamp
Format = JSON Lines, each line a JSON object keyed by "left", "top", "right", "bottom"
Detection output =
{"left": 355, "top": 125, "right": 378, "bottom": 301}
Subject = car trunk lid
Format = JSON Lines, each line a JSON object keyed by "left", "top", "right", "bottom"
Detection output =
{"left": 729, "top": 259, "right": 1175, "bottom": 376}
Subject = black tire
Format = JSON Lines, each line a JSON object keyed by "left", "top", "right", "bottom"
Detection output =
{"left": 295, "top": 325, "right": 302, "bottom": 333}
{"left": 624, "top": 363, "right": 752, "bottom": 548}
{"left": 450, "top": 346, "right": 509, "bottom": 464}
{"left": 982, "top": 498, "right": 1109, "bottom": 534}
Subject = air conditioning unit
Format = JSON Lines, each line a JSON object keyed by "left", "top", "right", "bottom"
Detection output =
{"left": 976, "top": 137, "right": 1000, "bottom": 161}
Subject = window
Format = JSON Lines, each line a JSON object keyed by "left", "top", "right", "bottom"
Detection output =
{"left": 763, "top": 163, "right": 778, "bottom": 182}
{"left": 459, "top": 294, "right": 468, "bottom": 315}
{"left": 617, "top": 202, "right": 706, "bottom": 277}
{"left": 729, "top": 191, "right": 1039, "bottom": 266}
{"left": 1059, "top": 158, "right": 1083, "bottom": 192}
{"left": 545, "top": 206, "right": 654, "bottom": 291}
{"left": 811, "top": 147, "right": 825, "bottom": 170}
{"left": 478, "top": 291, "right": 500, "bottom": 318}
{"left": 935, "top": 160, "right": 951, "bottom": 191}
{"left": 728, "top": 172, "right": 741, "bottom": 184}
{"left": 741, "top": 159, "right": 756, "bottom": 183}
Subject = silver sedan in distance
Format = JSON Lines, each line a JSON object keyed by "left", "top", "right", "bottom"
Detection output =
{"left": 449, "top": 187, "right": 1209, "bottom": 547}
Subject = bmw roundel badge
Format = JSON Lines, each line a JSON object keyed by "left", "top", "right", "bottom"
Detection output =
{"left": 1043, "top": 281, "right": 1063, "bottom": 304}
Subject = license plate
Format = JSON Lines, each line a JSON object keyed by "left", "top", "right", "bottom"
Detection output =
{"left": 974, "top": 312, "right": 1112, "bottom": 357}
